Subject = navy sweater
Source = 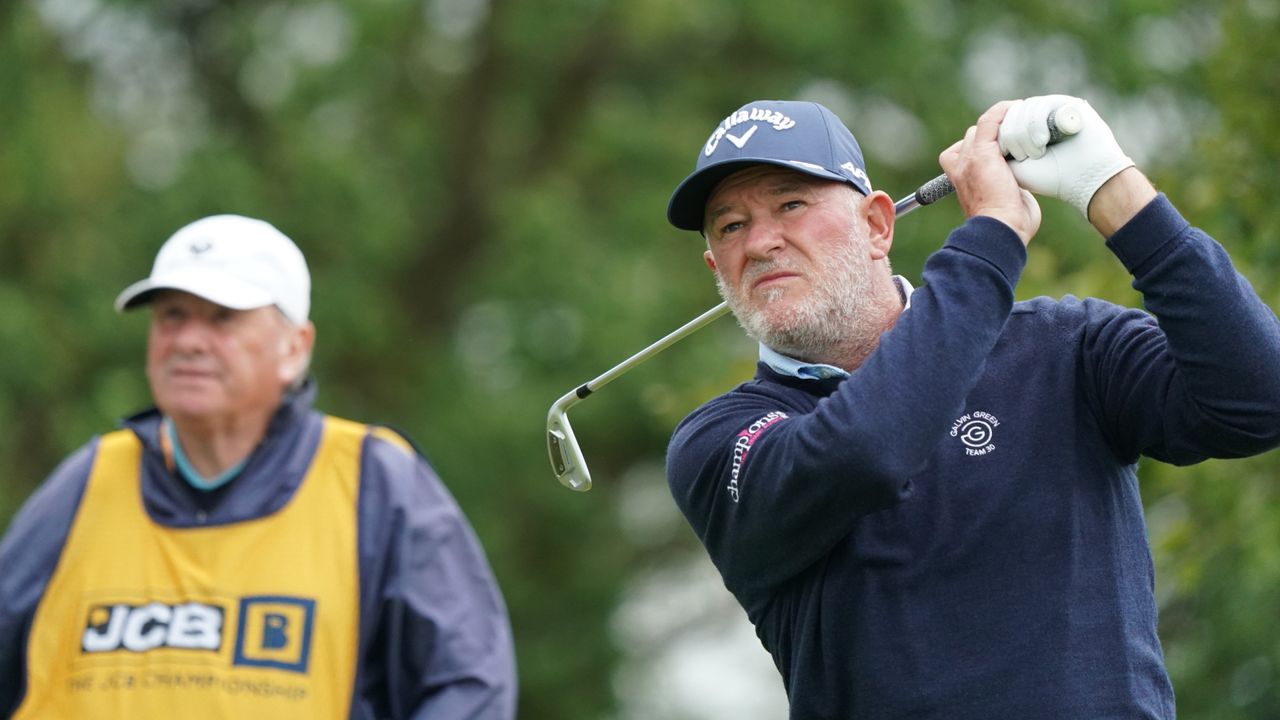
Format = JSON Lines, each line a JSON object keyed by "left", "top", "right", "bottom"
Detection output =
{"left": 666, "top": 196, "right": 1280, "bottom": 719}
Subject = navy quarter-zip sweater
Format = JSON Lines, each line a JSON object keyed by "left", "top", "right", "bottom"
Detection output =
{"left": 666, "top": 195, "right": 1280, "bottom": 719}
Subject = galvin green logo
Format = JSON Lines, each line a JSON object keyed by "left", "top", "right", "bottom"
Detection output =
{"left": 950, "top": 410, "right": 999, "bottom": 456}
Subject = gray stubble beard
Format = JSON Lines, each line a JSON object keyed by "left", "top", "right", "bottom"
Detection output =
{"left": 715, "top": 239, "right": 894, "bottom": 369}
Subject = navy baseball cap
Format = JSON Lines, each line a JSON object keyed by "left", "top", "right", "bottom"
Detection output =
{"left": 666, "top": 100, "right": 873, "bottom": 232}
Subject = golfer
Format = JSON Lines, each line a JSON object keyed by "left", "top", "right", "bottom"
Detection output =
{"left": 0, "top": 215, "right": 516, "bottom": 719}
{"left": 664, "top": 96, "right": 1280, "bottom": 718}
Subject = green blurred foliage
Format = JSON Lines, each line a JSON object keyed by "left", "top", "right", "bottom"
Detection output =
{"left": 0, "top": 0, "right": 1277, "bottom": 717}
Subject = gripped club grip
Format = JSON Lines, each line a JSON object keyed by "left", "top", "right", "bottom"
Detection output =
{"left": 912, "top": 101, "right": 1085, "bottom": 208}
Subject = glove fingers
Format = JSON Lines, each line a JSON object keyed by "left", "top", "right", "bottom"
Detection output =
{"left": 998, "top": 100, "right": 1038, "bottom": 161}
{"left": 1000, "top": 96, "right": 1063, "bottom": 160}
{"left": 1009, "top": 153, "right": 1062, "bottom": 197}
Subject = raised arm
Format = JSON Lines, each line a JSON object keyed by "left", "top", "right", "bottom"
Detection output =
{"left": 997, "top": 93, "right": 1280, "bottom": 461}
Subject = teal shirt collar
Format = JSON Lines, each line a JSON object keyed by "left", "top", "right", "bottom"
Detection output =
{"left": 164, "top": 416, "right": 249, "bottom": 491}
{"left": 759, "top": 275, "right": 914, "bottom": 381}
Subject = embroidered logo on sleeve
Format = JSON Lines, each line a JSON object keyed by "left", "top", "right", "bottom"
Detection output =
{"left": 727, "top": 411, "right": 788, "bottom": 502}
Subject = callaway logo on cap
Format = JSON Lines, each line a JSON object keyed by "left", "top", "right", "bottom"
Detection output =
{"left": 666, "top": 99, "right": 873, "bottom": 231}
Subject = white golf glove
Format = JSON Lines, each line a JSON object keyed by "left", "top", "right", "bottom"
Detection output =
{"left": 998, "top": 94, "right": 1134, "bottom": 217}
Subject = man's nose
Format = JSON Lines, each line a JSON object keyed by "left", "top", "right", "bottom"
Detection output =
{"left": 170, "top": 317, "right": 212, "bottom": 351}
{"left": 742, "top": 216, "right": 786, "bottom": 259}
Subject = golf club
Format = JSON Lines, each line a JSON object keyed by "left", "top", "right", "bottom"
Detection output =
{"left": 548, "top": 103, "right": 1083, "bottom": 491}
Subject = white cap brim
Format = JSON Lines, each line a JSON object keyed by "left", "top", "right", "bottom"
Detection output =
{"left": 114, "top": 267, "right": 276, "bottom": 315}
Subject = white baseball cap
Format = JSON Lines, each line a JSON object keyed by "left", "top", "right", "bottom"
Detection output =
{"left": 114, "top": 214, "right": 311, "bottom": 325}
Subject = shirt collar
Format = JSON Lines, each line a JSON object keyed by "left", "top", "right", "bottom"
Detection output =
{"left": 758, "top": 275, "right": 914, "bottom": 381}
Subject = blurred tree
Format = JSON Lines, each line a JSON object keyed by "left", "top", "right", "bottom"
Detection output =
{"left": 1, "top": 0, "right": 1277, "bottom": 717}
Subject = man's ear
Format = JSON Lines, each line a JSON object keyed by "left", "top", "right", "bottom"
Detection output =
{"left": 703, "top": 249, "right": 718, "bottom": 272}
{"left": 277, "top": 321, "right": 316, "bottom": 384}
{"left": 862, "top": 191, "right": 896, "bottom": 260}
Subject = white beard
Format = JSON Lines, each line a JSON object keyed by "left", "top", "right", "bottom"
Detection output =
{"left": 715, "top": 239, "right": 890, "bottom": 365}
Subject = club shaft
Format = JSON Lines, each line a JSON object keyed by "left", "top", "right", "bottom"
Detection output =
{"left": 579, "top": 301, "right": 732, "bottom": 397}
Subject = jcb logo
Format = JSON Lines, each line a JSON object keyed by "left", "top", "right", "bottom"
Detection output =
{"left": 82, "top": 602, "right": 223, "bottom": 653}
{"left": 80, "top": 596, "right": 316, "bottom": 674}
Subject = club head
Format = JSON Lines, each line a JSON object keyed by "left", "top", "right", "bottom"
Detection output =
{"left": 547, "top": 399, "right": 592, "bottom": 491}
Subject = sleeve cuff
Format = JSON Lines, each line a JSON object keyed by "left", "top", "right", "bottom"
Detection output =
{"left": 1104, "top": 193, "right": 1192, "bottom": 273}
{"left": 942, "top": 215, "right": 1029, "bottom": 287}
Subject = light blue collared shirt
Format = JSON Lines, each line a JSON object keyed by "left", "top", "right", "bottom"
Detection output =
{"left": 759, "top": 275, "right": 914, "bottom": 380}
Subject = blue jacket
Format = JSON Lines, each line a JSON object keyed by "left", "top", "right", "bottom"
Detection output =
{"left": 666, "top": 196, "right": 1280, "bottom": 719}
{"left": 0, "top": 381, "right": 517, "bottom": 719}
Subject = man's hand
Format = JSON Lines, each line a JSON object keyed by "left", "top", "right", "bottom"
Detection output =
{"left": 940, "top": 101, "right": 1041, "bottom": 246}
{"left": 998, "top": 95, "right": 1137, "bottom": 220}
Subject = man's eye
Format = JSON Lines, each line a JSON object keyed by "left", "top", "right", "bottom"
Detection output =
{"left": 720, "top": 221, "right": 744, "bottom": 235}
{"left": 781, "top": 199, "right": 804, "bottom": 211}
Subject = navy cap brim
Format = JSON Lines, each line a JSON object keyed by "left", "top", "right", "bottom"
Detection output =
{"left": 666, "top": 157, "right": 850, "bottom": 232}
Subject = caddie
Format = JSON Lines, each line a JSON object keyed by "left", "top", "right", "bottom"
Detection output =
{"left": 0, "top": 214, "right": 517, "bottom": 719}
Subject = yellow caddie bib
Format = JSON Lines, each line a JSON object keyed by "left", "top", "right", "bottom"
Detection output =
{"left": 16, "top": 416, "right": 368, "bottom": 720}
